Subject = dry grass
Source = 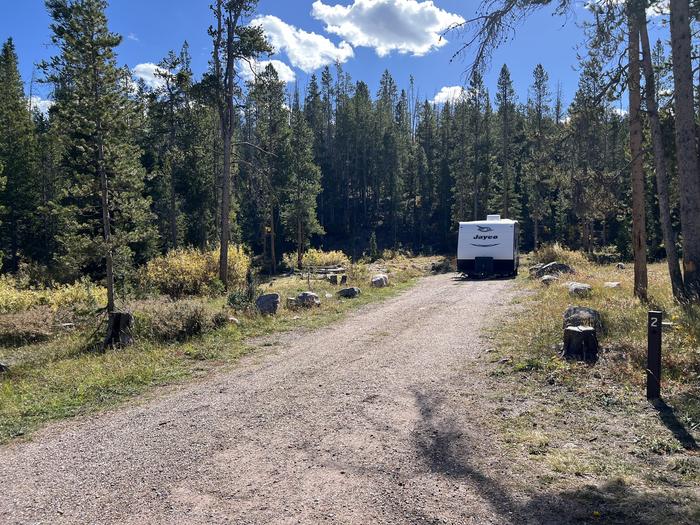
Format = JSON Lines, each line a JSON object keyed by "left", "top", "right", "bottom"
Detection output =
{"left": 487, "top": 245, "right": 700, "bottom": 523}
{"left": 508, "top": 246, "right": 699, "bottom": 421}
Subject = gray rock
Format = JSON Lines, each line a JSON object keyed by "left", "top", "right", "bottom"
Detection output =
{"left": 325, "top": 293, "right": 333, "bottom": 299}
{"left": 286, "top": 297, "right": 300, "bottom": 310}
{"left": 338, "top": 287, "right": 361, "bottom": 299}
{"left": 256, "top": 293, "right": 281, "bottom": 315}
{"left": 535, "top": 261, "right": 575, "bottom": 278}
{"left": 563, "top": 306, "right": 604, "bottom": 333}
{"left": 371, "top": 274, "right": 389, "bottom": 288}
{"left": 297, "top": 291, "right": 321, "bottom": 308}
{"left": 604, "top": 281, "right": 621, "bottom": 289}
{"left": 616, "top": 262, "right": 626, "bottom": 270}
{"left": 0, "top": 362, "right": 8, "bottom": 374}
{"left": 540, "top": 275, "right": 558, "bottom": 286}
{"left": 228, "top": 317, "right": 240, "bottom": 325}
{"left": 568, "top": 282, "right": 593, "bottom": 297}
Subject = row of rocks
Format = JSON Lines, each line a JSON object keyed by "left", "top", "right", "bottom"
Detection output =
{"left": 256, "top": 285, "right": 372, "bottom": 315}
{"left": 255, "top": 273, "right": 388, "bottom": 315}
{"left": 540, "top": 274, "right": 621, "bottom": 296}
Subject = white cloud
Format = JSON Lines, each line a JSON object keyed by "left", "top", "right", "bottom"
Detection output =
{"left": 132, "top": 63, "right": 165, "bottom": 90}
{"left": 28, "top": 96, "right": 54, "bottom": 115}
{"left": 239, "top": 59, "right": 297, "bottom": 84}
{"left": 251, "top": 15, "right": 353, "bottom": 73}
{"left": 431, "top": 86, "right": 466, "bottom": 105}
{"left": 127, "top": 32, "right": 139, "bottom": 42}
{"left": 311, "top": 0, "right": 464, "bottom": 57}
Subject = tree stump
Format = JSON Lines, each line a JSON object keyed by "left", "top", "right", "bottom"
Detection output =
{"left": 562, "top": 326, "right": 598, "bottom": 363}
{"left": 102, "top": 312, "right": 134, "bottom": 350}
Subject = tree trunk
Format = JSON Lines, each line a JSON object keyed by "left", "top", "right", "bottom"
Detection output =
{"left": 98, "top": 128, "right": 116, "bottom": 313}
{"left": 217, "top": 7, "right": 239, "bottom": 290}
{"left": 103, "top": 311, "right": 134, "bottom": 350}
{"left": 534, "top": 215, "right": 539, "bottom": 251}
{"left": 639, "top": 11, "right": 686, "bottom": 302}
{"left": 628, "top": 13, "right": 648, "bottom": 301}
{"left": 670, "top": 0, "right": 700, "bottom": 301}
{"left": 270, "top": 206, "right": 277, "bottom": 275}
{"left": 219, "top": 126, "right": 232, "bottom": 287}
{"left": 169, "top": 168, "right": 178, "bottom": 250}
{"left": 297, "top": 214, "right": 303, "bottom": 270}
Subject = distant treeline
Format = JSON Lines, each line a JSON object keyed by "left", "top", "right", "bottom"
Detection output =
{"left": 0, "top": 0, "right": 682, "bottom": 289}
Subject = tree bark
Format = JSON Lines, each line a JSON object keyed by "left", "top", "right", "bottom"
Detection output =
{"left": 670, "top": 0, "right": 700, "bottom": 301}
{"left": 628, "top": 12, "right": 648, "bottom": 301}
{"left": 213, "top": 1, "right": 243, "bottom": 290}
{"left": 98, "top": 131, "right": 115, "bottom": 313}
{"left": 297, "top": 213, "right": 303, "bottom": 270}
{"left": 270, "top": 206, "right": 277, "bottom": 275}
{"left": 638, "top": 10, "right": 686, "bottom": 302}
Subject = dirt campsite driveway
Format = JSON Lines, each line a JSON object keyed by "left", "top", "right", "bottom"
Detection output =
{"left": 0, "top": 274, "right": 533, "bottom": 524}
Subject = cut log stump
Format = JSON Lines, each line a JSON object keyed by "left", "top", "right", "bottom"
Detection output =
{"left": 103, "top": 312, "right": 134, "bottom": 350}
{"left": 562, "top": 325, "right": 599, "bottom": 363}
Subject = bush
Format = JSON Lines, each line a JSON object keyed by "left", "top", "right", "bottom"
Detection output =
{"left": 0, "top": 306, "right": 54, "bottom": 346}
{"left": 284, "top": 249, "right": 350, "bottom": 270}
{"left": 133, "top": 300, "right": 228, "bottom": 342}
{"left": 142, "top": 246, "right": 250, "bottom": 299}
{"left": 0, "top": 275, "right": 106, "bottom": 314}
{"left": 532, "top": 243, "right": 588, "bottom": 267}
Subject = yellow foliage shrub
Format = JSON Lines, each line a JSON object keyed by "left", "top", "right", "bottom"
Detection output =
{"left": 285, "top": 249, "right": 350, "bottom": 269}
{"left": 0, "top": 275, "right": 106, "bottom": 314}
{"left": 143, "top": 246, "right": 249, "bottom": 299}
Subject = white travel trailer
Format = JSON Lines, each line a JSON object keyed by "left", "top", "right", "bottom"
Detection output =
{"left": 457, "top": 215, "right": 519, "bottom": 278}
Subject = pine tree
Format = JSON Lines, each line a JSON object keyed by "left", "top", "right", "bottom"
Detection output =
{"left": 524, "top": 64, "right": 553, "bottom": 249}
{"left": 209, "top": 0, "right": 270, "bottom": 286}
{"left": 493, "top": 64, "right": 520, "bottom": 219}
{"left": 249, "top": 63, "right": 290, "bottom": 273}
{"left": 281, "top": 89, "right": 323, "bottom": 269}
{"left": 43, "top": 0, "right": 156, "bottom": 311}
{"left": 0, "top": 38, "right": 39, "bottom": 271}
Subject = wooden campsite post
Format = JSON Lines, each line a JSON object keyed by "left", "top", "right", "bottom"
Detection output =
{"left": 646, "top": 311, "right": 663, "bottom": 400}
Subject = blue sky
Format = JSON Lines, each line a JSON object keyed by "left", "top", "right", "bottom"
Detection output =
{"left": 0, "top": 0, "right": 669, "bottom": 110}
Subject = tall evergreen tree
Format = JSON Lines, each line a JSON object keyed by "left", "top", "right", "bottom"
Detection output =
{"left": 0, "top": 38, "right": 40, "bottom": 271}
{"left": 493, "top": 64, "right": 520, "bottom": 219}
{"left": 43, "top": 0, "right": 155, "bottom": 311}
{"left": 281, "top": 89, "right": 323, "bottom": 268}
{"left": 524, "top": 64, "right": 553, "bottom": 249}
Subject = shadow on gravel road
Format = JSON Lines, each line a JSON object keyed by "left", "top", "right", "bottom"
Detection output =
{"left": 412, "top": 390, "right": 698, "bottom": 525}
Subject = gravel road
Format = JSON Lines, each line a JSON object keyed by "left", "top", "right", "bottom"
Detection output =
{"left": 0, "top": 274, "right": 519, "bottom": 524}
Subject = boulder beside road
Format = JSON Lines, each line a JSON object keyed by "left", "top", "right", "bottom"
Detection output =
{"left": 563, "top": 306, "right": 604, "bottom": 333}
{"left": 256, "top": 293, "right": 280, "bottom": 315}
{"left": 568, "top": 282, "right": 592, "bottom": 297}
{"left": 371, "top": 274, "right": 389, "bottom": 288}
{"left": 338, "top": 287, "right": 361, "bottom": 299}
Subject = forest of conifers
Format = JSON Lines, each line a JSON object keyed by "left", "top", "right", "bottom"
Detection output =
{"left": 1, "top": 0, "right": 700, "bottom": 306}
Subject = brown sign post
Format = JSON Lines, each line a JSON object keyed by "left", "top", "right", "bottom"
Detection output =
{"left": 646, "top": 311, "right": 663, "bottom": 400}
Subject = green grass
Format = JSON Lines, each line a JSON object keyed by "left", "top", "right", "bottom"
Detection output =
{"left": 0, "top": 257, "right": 435, "bottom": 444}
